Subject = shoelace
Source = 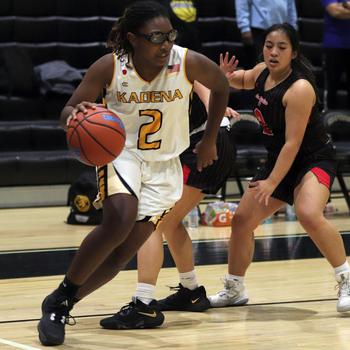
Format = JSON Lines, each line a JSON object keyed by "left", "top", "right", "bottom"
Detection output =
{"left": 49, "top": 308, "right": 76, "bottom": 326}
{"left": 216, "top": 277, "right": 240, "bottom": 297}
{"left": 66, "top": 314, "right": 77, "bottom": 326}
{"left": 118, "top": 301, "right": 138, "bottom": 316}
{"left": 336, "top": 279, "right": 350, "bottom": 297}
{"left": 45, "top": 295, "right": 76, "bottom": 326}
{"left": 165, "top": 284, "right": 186, "bottom": 301}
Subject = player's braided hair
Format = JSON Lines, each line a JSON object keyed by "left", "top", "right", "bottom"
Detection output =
{"left": 107, "top": 1, "right": 169, "bottom": 57}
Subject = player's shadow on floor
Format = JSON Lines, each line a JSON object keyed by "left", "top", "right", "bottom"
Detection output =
{"left": 163, "top": 316, "right": 202, "bottom": 328}
{"left": 208, "top": 305, "right": 318, "bottom": 323}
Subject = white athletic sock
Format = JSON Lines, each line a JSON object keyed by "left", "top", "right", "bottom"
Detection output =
{"left": 226, "top": 274, "right": 244, "bottom": 283}
{"left": 134, "top": 282, "right": 155, "bottom": 305}
{"left": 179, "top": 270, "right": 198, "bottom": 290}
{"left": 334, "top": 261, "right": 350, "bottom": 277}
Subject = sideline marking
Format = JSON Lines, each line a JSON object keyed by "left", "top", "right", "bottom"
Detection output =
{"left": 0, "top": 338, "right": 42, "bottom": 350}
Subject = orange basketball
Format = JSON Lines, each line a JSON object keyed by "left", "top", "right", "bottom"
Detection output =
{"left": 67, "top": 106, "right": 126, "bottom": 166}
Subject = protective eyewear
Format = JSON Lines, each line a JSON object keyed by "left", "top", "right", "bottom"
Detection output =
{"left": 137, "top": 29, "right": 178, "bottom": 44}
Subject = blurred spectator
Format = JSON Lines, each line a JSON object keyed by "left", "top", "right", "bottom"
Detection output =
{"left": 235, "top": 0, "right": 297, "bottom": 68}
{"left": 322, "top": 0, "right": 350, "bottom": 109}
{"left": 127, "top": 0, "right": 201, "bottom": 51}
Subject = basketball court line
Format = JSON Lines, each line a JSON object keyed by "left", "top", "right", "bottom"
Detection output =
{"left": 0, "top": 297, "right": 338, "bottom": 325}
{"left": 0, "top": 338, "right": 42, "bottom": 350}
{"left": 5, "top": 230, "right": 350, "bottom": 253}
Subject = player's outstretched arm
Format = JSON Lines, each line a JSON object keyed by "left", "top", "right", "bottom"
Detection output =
{"left": 219, "top": 52, "right": 265, "bottom": 90}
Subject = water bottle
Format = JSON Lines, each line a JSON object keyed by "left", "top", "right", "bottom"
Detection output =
{"left": 285, "top": 204, "right": 296, "bottom": 221}
{"left": 187, "top": 207, "right": 199, "bottom": 228}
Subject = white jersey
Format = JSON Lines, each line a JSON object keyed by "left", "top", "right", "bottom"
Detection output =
{"left": 105, "top": 45, "right": 193, "bottom": 161}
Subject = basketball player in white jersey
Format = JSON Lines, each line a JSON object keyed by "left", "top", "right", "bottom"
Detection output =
{"left": 37, "top": 1, "right": 229, "bottom": 346}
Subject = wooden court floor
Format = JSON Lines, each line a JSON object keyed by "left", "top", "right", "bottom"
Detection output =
{"left": 0, "top": 198, "right": 350, "bottom": 349}
{"left": 1, "top": 260, "right": 350, "bottom": 350}
{"left": 0, "top": 199, "right": 349, "bottom": 252}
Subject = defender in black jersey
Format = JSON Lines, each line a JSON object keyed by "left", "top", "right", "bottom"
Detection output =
{"left": 99, "top": 82, "right": 238, "bottom": 329}
{"left": 252, "top": 67, "right": 336, "bottom": 205}
{"left": 209, "top": 23, "right": 350, "bottom": 313}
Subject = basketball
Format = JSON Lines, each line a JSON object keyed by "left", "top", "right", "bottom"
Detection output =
{"left": 67, "top": 106, "right": 126, "bottom": 166}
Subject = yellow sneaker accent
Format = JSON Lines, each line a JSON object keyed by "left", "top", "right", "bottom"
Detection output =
{"left": 138, "top": 311, "right": 157, "bottom": 318}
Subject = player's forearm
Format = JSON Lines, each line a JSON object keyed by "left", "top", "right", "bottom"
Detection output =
{"left": 228, "top": 69, "right": 247, "bottom": 89}
{"left": 268, "top": 142, "right": 300, "bottom": 187}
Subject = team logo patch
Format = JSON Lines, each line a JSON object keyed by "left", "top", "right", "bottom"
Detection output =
{"left": 103, "top": 115, "right": 125, "bottom": 130}
{"left": 74, "top": 195, "right": 91, "bottom": 213}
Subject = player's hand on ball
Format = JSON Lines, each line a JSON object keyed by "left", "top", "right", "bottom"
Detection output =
{"left": 66, "top": 106, "right": 125, "bottom": 166}
{"left": 67, "top": 102, "right": 97, "bottom": 126}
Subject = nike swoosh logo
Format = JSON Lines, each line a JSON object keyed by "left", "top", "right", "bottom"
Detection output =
{"left": 191, "top": 298, "right": 200, "bottom": 304}
{"left": 138, "top": 311, "right": 158, "bottom": 318}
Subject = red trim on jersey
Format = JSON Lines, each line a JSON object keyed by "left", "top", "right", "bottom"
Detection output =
{"left": 183, "top": 164, "right": 190, "bottom": 184}
{"left": 311, "top": 167, "right": 331, "bottom": 188}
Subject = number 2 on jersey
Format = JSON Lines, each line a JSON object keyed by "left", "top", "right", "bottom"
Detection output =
{"left": 138, "top": 109, "right": 162, "bottom": 150}
{"left": 254, "top": 107, "right": 273, "bottom": 136}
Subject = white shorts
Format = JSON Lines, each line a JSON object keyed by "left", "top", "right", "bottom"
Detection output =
{"left": 94, "top": 148, "right": 183, "bottom": 222}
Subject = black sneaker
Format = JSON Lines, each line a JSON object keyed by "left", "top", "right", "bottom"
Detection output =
{"left": 157, "top": 284, "right": 210, "bottom": 312}
{"left": 100, "top": 298, "right": 164, "bottom": 329}
{"left": 37, "top": 292, "right": 75, "bottom": 346}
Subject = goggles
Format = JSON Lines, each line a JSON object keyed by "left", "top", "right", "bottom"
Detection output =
{"left": 137, "top": 29, "right": 178, "bottom": 44}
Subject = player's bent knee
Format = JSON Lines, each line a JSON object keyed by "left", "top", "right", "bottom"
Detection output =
{"left": 231, "top": 212, "right": 256, "bottom": 236}
{"left": 295, "top": 208, "right": 323, "bottom": 231}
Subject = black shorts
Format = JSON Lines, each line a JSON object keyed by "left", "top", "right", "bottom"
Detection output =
{"left": 253, "top": 143, "right": 337, "bottom": 205}
{"left": 180, "top": 127, "right": 236, "bottom": 195}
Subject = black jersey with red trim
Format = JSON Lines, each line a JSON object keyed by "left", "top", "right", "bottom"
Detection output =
{"left": 253, "top": 68, "right": 330, "bottom": 158}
